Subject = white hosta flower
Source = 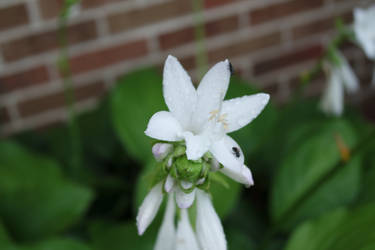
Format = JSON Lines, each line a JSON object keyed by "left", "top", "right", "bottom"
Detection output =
{"left": 145, "top": 55, "right": 269, "bottom": 189}
{"left": 354, "top": 6, "right": 375, "bottom": 60}
{"left": 321, "top": 52, "right": 359, "bottom": 116}
{"left": 176, "top": 209, "right": 200, "bottom": 250}
{"left": 196, "top": 190, "right": 226, "bottom": 250}
{"left": 354, "top": 5, "right": 375, "bottom": 86}
{"left": 154, "top": 194, "right": 176, "bottom": 250}
{"left": 138, "top": 55, "right": 270, "bottom": 249}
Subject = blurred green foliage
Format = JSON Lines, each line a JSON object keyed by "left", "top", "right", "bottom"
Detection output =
{"left": 0, "top": 67, "right": 374, "bottom": 250}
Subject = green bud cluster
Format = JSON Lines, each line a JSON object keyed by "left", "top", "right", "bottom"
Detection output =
{"left": 156, "top": 143, "right": 217, "bottom": 193}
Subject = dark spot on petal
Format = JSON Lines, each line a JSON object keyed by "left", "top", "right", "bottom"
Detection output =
{"left": 229, "top": 62, "right": 234, "bottom": 76}
{"left": 232, "top": 147, "right": 240, "bottom": 158}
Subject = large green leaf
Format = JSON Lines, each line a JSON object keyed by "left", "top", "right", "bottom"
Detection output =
{"left": 285, "top": 203, "right": 375, "bottom": 250}
{"left": 226, "top": 77, "right": 278, "bottom": 160}
{"left": 111, "top": 68, "right": 166, "bottom": 164}
{"left": 90, "top": 221, "right": 156, "bottom": 250}
{"left": 270, "top": 120, "right": 361, "bottom": 230}
{"left": 0, "top": 141, "right": 94, "bottom": 241}
{"left": 210, "top": 173, "right": 242, "bottom": 218}
{"left": 24, "top": 238, "right": 91, "bottom": 250}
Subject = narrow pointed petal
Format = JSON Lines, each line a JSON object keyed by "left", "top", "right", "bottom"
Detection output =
{"left": 192, "top": 60, "right": 231, "bottom": 131}
{"left": 163, "top": 55, "right": 197, "bottom": 128}
{"left": 145, "top": 111, "right": 183, "bottom": 141}
{"left": 176, "top": 209, "right": 200, "bottom": 250}
{"left": 164, "top": 174, "right": 175, "bottom": 193}
{"left": 220, "top": 93, "right": 270, "bottom": 133}
{"left": 137, "top": 182, "right": 164, "bottom": 235}
{"left": 196, "top": 190, "right": 227, "bottom": 250}
{"left": 183, "top": 131, "right": 210, "bottom": 160}
{"left": 320, "top": 69, "right": 344, "bottom": 116}
{"left": 210, "top": 135, "right": 247, "bottom": 183}
{"left": 175, "top": 187, "right": 196, "bottom": 209}
{"left": 337, "top": 53, "right": 359, "bottom": 93}
{"left": 221, "top": 164, "right": 254, "bottom": 187}
{"left": 154, "top": 194, "right": 176, "bottom": 250}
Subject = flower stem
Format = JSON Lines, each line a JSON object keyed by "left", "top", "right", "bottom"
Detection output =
{"left": 58, "top": 0, "right": 83, "bottom": 178}
{"left": 257, "top": 128, "right": 375, "bottom": 250}
{"left": 291, "top": 18, "right": 355, "bottom": 102}
{"left": 192, "top": 0, "right": 208, "bottom": 79}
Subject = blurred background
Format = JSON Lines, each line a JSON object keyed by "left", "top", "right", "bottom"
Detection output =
{"left": 0, "top": 1, "right": 375, "bottom": 250}
{"left": 0, "top": 0, "right": 374, "bottom": 134}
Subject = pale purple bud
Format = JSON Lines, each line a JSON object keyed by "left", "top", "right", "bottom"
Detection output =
{"left": 152, "top": 143, "right": 173, "bottom": 162}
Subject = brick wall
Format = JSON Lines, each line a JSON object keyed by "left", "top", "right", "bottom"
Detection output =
{"left": 0, "top": 0, "right": 373, "bottom": 134}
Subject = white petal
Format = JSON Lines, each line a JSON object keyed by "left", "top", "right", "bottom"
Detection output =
{"left": 164, "top": 174, "right": 175, "bottom": 193}
{"left": 354, "top": 7, "right": 375, "bottom": 59}
{"left": 336, "top": 52, "right": 359, "bottom": 93}
{"left": 176, "top": 209, "right": 200, "bottom": 250}
{"left": 152, "top": 143, "right": 173, "bottom": 162}
{"left": 163, "top": 55, "right": 197, "bottom": 128}
{"left": 180, "top": 181, "right": 193, "bottom": 189}
{"left": 145, "top": 111, "right": 183, "bottom": 141}
{"left": 220, "top": 93, "right": 270, "bottom": 133}
{"left": 154, "top": 194, "right": 176, "bottom": 250}
{"left": 183, "top": 131, "right": 210, "bottom": 160}
{"left": 320, "top": 68, "right": 344, "bottom": 117}
{"left": 175, "top": 187, "right": 196, "bottom": 209}
{"left": 192, "top": 60, "right": 231, "bottom": 132}
{"left": 210, "top": 135, "right": 244, "bottom": 176}
{"left": 221, "top": 164, "right": 254, "bottom": 188}
{"left": 196, "top": 190, "right": 227, "bottom": 250}
{"left": 136, "top": 182, "right": 164, "bottom": 235}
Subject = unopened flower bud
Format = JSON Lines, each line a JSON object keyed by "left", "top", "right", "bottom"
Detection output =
{"left": 152, "top": 143, "right": 173, "bottom": 162}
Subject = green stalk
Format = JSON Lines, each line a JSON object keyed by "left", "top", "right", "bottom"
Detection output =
{"left": 58, "top": 0, "right": 83, "bottom": 178}
{"left": 291, "top": 18, "right": 356, "bottom": 102}
{"left": 192, "top": 0, "right": 208, "bottom": 79}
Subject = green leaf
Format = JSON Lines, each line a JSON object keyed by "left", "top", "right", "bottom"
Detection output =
{"left": 90, "top": 221, "right": 156, "bottom": 250}
{"left": 111, "top": 68, "right": 167, "bottom": 164}
{"left": 24, "top": 238, "right": 91, "bottom": 250}
{"left": 0, "top": 141, "right": 94, "bottom": 241}
{"left": 0, "top": 222, "right": 12, "bottom": 248}
{"left": 210, "top": 173, "right": 241, "bottom": 218}
{"left": 226, "top": 77, "right": 278, "bottom": 159}
{"left": 285, "top": 203, "right": 375, "bottom": 250}
{"left": 271, "top": 119, "right": 361, "bottom": 230}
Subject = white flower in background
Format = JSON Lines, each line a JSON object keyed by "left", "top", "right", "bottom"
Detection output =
{"left": 354, "top": 6, "right": 375, "bottom": 60}
{"left": 137, "top": 55, "right": 270, "bottom": 250}
{"left": 320, "top": 52, "right": 359, "bottom": 116}
{"left": 354, "top": 5, "right": 375, "bottom": 85}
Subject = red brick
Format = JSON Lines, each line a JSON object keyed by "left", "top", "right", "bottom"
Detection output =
{"left": 1, "top": 21, "right": 97, "bottom": 62}
{"left": 0, "top": 4, "right": 29, "bottom": 31}
{"left": 0, "top": 66, "right": 50, "bottom": 94}
{"left": 38, "top": 0, "right": 64, "bottom": 19}
{"left": 81, "top": 0, "right": 122, "bottom": 9}
{"left": 208, "top": 32, "right": 282, "bottom": 62}
{"left": 18, "top": 81, "right": 106, "bottom": 117}
{"left": 69, "top": 40, "right": 148, "bottom": 75}
{"left": 292, "top": 12, "right": 353, "bottom": 40}
{"left": 159, "top": 15, "right": 239, "bottom": 50}
{"left": 0, "top": 107, "right": 11, "bottom": 124}
{"left": 108, "top": 1, "right": 192, "bottom": 34}
{"left": 204, "top": 0, "right": 236, "bottom": 9}
{"left": 250, "top": 0, "right": 324, "bottom": 25}
{"left": 253, "top": 44, "right": 324, "bottom": 76}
